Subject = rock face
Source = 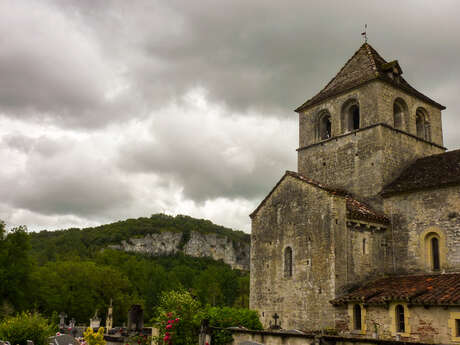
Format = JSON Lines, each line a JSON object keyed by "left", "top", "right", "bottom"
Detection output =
{"left": 108, "top": 231, "right": 250, "bottom": 270}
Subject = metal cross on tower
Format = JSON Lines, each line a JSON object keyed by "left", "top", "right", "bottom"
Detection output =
{"left": 361, "top": 24, "right": 368, "bottom": 43}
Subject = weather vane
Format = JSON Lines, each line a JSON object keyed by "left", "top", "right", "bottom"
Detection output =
{"left": 361, "top": 24, "right": 368, "bottom": 43}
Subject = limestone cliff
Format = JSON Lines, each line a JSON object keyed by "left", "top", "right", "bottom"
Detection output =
{"left": 108, "top": 230, "right": 250, "bottom": 270}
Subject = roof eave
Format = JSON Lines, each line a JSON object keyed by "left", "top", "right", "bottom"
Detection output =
{"left": 294, "top": 77, "right": 446, "bottom": 114}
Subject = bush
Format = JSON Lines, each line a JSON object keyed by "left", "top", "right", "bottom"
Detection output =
{"left": 152, "top": 290, "right": 263, "bottom": 345}
{"left": 201, "top": 307, "right": 263, "bottom": 345}
{"left": 83, "top": 327, "right": 106, "bottom": 345}
{"left": 153, "top": 290, "right": 202, "bottom": 345}
{"left": 0, "top": 312, "right": 54, "bottom": 345}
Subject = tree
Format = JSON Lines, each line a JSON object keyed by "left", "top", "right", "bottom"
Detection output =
{"left": 30, "top": 261, "right": 135, "bottom": 324}
{"left": 0, "top": 222, "right": 32, "bottom": 313}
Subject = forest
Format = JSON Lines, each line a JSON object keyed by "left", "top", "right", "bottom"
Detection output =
{"left": 0, "top": 215, "right": 250, "bottom": 326}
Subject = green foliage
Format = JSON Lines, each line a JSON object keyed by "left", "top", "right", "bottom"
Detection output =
{"left": 83, "top": 327, "right": 106, "bottom": 345}
{"left": 202, "top": 307, "right": 262, "bottom": 345}
{"left": 0, "top": 216, "right": 250, "bottom": 327}
{"left": 152, "top": 290, "right": 262, "bottom": 345}
{"left": 30, "top": 260, "right": 136, "bottom": 324}
{"left": 154, "top": 290, "right": 202, "bottom": 345}
{"left": 29, "top": 214, "right": 249, "bottom": 263}
{"left": 0, "top": 224, "right": 32, "bottom": 313}
{"left": 0, "top": 312, "right": 54, "bottom": 345}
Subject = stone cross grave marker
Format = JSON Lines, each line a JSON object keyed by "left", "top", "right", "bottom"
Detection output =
{"left": 58, "top": 313, "right": 67, "bottom": 329}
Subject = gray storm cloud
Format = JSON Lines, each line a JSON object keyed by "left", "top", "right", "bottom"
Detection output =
{"left": 0, "top": 0, "right": 459, "bottom": 231}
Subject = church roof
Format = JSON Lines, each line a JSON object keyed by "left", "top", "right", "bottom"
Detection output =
{"left": 295, "top": 43, "right": 445, "bottom": 112}
{"left": 381, "top": 149, "right": 460, "bottom": 196}
{"left": 250, "top": 171, "right": 389, "bottom": 224}
{"left": 331, "top": 273, "right": 460, "bottom": 306}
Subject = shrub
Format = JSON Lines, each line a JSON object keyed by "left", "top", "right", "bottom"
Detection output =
{"left": 152, "top": 290, "right": 263, "bottom": 345}
{"left": 153, "top": 290, "right": 202, "bottom": 345}
{"left": 0, "top": 312, "right": 54, "bottom": 345}
{"left": 83, "top": 327, "right": 106, "bottom": 345}
{"left": 201, "top": 307, "right": 262, "bottom": 345}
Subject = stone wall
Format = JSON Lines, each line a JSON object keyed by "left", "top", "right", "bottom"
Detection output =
{"left": 108, "top": 230, "right": 250, "bottom": 270}
{"left": 228, "top": 328, "right": 451, "bottom": 345}
{"left": 298, "top": 80, "right": 443, "bottom": 149}
{"left": 383, "top": 185, "right": 460, "bottom": 274}
{"left": 297, "top": 124, "right": 444, "bottom": 205}
{"left": 335, "top": 303, "right": 460, "bottom": 344}
{"left": 336, "top": 223, "right": 389, "bottom": 293}
{"left": 376, "top": 82, "right": 443, "bottom": 146}
{"left": 250, "top": 175, "right": 347, "bottom": 330}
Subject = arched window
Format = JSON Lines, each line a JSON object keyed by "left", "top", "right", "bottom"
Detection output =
{"left": 416, "top": 107, "right": 430, "bottom": 140}
{"left": 416, "top": 111, "right": 425, "bottom": 138}
{"left": 284, "top": 247, "right": 292, "bottom": 277}
{"left": 393, "top": 98, "right": 408, "bottom": 130}
{"left": 318, "top": 111, "right": 332, "bottom": 140}
{"left": 431, "top": 237, "right": 440, "bottom": 271}
{"left": 341, "top": 100, "right": 360, "bottom": 133}
{"left": 425, "top": 232, "right": 442, "bottom": 271}
{"left": 396, "top": 305, "right": 405, "bottom": 333}
{"left": 353, "top": 304, "right": 362, "bottom": 330}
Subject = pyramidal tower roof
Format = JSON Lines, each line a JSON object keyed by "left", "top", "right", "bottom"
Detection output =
{"left": 295, "top": 43, "right": 445, "bottom": 112}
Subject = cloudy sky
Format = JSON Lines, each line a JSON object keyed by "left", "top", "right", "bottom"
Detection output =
{"left": 1, "top": 0, "right": 459, "bottom": 232}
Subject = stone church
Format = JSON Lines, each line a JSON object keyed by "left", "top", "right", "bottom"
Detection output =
{"left": 249, "top": 43, "right": 460, "bottom": 344}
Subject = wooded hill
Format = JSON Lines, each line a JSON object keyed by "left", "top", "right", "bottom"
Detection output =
{"left": 29, "top": 213, "right": 250, "bottom": 264}
{"left": 1, "top": 215, "right": 250, "bottom": 325}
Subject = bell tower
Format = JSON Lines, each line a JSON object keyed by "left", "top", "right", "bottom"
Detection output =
{"left": 295, "top": 43, "right": 446, "bottom": 204}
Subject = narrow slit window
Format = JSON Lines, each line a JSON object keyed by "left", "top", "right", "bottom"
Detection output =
{"left": 351, "top": 105, "right": 360, "bottom": 130}
{"left": 396, "top": 305, "right": 405, "bottom": 333}
{"left": 284, "top": 247, "right": 293, "bottom": 277}
{"left": 353, "top": 304, "right": 362, "bottom": 330}
{"left": 456, "top": 319, "right": 460, "bottom": 337}
{"left": 431, "top": 237, "right": 440, "bottom": 271}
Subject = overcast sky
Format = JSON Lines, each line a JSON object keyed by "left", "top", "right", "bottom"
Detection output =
{"left": 1, "top": 0, "right": 459, "bottom": 232}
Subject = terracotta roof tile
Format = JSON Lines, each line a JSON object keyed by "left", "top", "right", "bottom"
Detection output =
{"left": 381, "top": 149, "right": 460, "bottom": 196}
{"left": 295, "top": 43, "right": 445, "bottom": 112}
{"left": 346, "top": 197, "right": 390, "bottom": 224}
{"left": 331, "top": 273, "right": 460, "bottom": 306}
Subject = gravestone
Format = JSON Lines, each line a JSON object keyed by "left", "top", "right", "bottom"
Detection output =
{"left": 58, "top": 312, "right": 67, "bottom": 329}
{"left": 90, "top": 310, "right": 101, "bottom": 329}
{"left": 127, "top": 305, "right": 144, "bottom": 331}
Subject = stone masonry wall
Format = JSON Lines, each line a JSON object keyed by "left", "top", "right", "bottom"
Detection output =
{"left": 297, "top": 125, "right": 444, "bottom": 206}
{"left": 376, "top": 81, "right": 443, "bottom": 147}
{"left": 250, "top": 175, "right": 347, "bottom": 330}
{"left": 335, "top": 304, "right": 460, "bottom": 344}
{"left": 299, "top": 80, "right": 443, "bottom": 149}
{"left": 383, "top": 185, "right": 460, "bottom": 274}
{"left": 337, "top": 224, "right": 389, "bottom": 293}
{"left": 108, "top": 231, "right": 250, "bottom": 270}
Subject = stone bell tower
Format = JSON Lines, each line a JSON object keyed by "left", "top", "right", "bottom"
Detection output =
{"left": 295, "top": 43, "right": 445, "bottom": 205}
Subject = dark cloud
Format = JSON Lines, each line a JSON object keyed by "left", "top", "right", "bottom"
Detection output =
{"left": 117, "top": 94, "right": 297, "bottom": 201}
{"left": 0, "top": 134, "right": 133, "bottom": 217}
{"left": 0, "top": 0, "right": 459, "bottom": 231}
